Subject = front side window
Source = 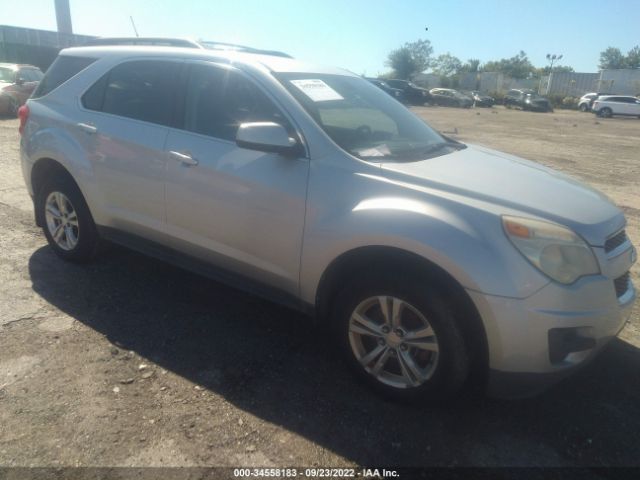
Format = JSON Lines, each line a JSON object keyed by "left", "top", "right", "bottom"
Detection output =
{"left": 182, "top": 64, "right": 290, "bottom": 141}
{"left": 276, "top": 73, "right": 461, "bottom": 162}
{"left": 83, "top": 60, "right": 180, "bottom": 126}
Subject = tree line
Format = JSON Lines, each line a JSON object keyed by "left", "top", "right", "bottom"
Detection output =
{"left": 385, "top": 40, "right": 640, "bottom": 81}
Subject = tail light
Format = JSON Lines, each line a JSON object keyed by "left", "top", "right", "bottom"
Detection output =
{"left": 18, "top": 104, "right": 29, "bottom": 135}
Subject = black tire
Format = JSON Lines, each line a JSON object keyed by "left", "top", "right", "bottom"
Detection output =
{"left": 579, "top": 103, "right": 589, "bottom": 112}
{"left": 37, "top": 174, "right": 99, "bottom": 263}
{"left": 8, "top": 97, "right": 20, "bottom": 117}
{"left": 332, "top": 272, "right": 470, "bottom": 402}
{"left": 599, "top": 107, "right": 612, "bottom": 118}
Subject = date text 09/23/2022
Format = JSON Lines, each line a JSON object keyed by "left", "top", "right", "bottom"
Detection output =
{"left": 233, "top": 468, "right": 400, "bottom": 478}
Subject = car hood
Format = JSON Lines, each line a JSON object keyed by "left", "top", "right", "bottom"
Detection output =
{"left": 379, "top": 144, "right": 623, "bottom": 246}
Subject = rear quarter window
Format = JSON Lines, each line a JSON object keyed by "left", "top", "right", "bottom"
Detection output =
{"left": 32, "top": 56, "right": 96, "bottom": 98}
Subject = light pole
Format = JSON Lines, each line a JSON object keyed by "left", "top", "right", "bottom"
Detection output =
{"left": 546, "top": 53, "right": 563, "bottom": 94}
{"left": 546, "top": 53, "right": 563, "bottom": 71}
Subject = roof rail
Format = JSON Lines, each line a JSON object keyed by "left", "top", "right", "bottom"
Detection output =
{"left": 83, "top": 37, "right": 292, "bottom": 58}
{"left": 198, "top": 40, "right": 292, "bottom": 58}
{"left": 84, "top": 37, "right": 204, "bottom": 49}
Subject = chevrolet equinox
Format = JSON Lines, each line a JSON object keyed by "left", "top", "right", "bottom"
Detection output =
{"left": 19, "top": 43, "right": 636, "bottom": 400}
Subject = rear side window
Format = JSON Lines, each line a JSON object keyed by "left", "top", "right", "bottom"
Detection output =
{"left": 82, "top": 60, "right": 180, "bottom": 126}
{"left": 32, "top": 56, "right": 96, "bottom": 98}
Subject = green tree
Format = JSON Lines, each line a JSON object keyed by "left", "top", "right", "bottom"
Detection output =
{"left": 626, "top": 46, "right": 640, "bottom": 69}
{"left": 386, "top": 39, "right": 433, "bottom": 79}
{"left": 537, "top": 65, "right": 575, "bottom": 75}
{"left": 431, "top": 53, "right": 462, "bottom": 77}
{"left": 599, "top": 47, "right": 626, "bottom": 70}
{"left": 459, "top": 58, "right": 481, "bottom": 73}
{"left": 481, "top": 51, "right": 534, "bottom": 79}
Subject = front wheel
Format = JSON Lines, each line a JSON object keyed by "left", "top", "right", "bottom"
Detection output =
{"left": 579, "top": 104, "right": 589, "bottom": 112}
{"left": 38, "top": 175, "right": 100, "bottom": 262}
{"left": 599, "top": 107, "right": 612, "bottom": 118}
{"left": 333, "top": 274, "right": 470, "bottom": 402}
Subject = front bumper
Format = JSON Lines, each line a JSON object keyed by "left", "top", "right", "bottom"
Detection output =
{"left": 468, "top": 243, "right": 636, "bottom": 398}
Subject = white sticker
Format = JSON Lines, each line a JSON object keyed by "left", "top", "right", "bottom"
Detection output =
{"left": 290, "top": 79, "right": 344, "bottom": 102}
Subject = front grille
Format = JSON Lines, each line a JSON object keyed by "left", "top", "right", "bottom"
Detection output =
{"left": 614, "top": 272, "right": 630, "bottom": 298}
{"left": 605, "top": 230, "right": 627, "bottom": 253}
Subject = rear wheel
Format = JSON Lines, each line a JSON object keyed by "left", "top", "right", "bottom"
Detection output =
{"left": 579, "top": 103, "right": 589, "bottom": 112}
{"left": 38, "top": 175, "right": 99, "bottom": 262}
{"left": 8, "top": 97, "right": 20, "bottom": 117}
{"left": 333, "top": 273, "right": 469, "bottom": 402}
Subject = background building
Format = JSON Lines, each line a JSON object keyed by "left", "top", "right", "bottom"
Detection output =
{"left": 0, "top": 25, "right": 94, "bottom": 71}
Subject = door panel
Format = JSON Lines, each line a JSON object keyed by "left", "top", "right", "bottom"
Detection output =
{"left": 77, "top": 59, "right": 181, "bottom": 235}
{"left": 163, "top": 63, "right": 309, "bottom": 294}
{"left": 164, "top": 131, "right": 309, "bottom": 294}
{"left": 77, "top": 113, "right": 168, "bottom": 232}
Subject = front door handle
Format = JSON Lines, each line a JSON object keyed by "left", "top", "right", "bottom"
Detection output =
{"left": 169, "top": 151, "right": 198, "bottom": 166}
{"left": 77, "top": 122, "right": 97, "bottom": 134}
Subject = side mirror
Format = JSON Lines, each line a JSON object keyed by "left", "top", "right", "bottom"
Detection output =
{"left": 16, "top": 77, "right": 25, "bottom": 86}
{"left": 236, "top": 122, "right": 302, "bottom": 157}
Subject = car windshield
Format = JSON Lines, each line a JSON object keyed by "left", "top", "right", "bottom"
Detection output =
{"left": 275, "top": 73, "right": 463, "bottom": 162}
{"left": 526, "top": 92, "right": 545, "bottom": 100}
{"left": 0, "top": 67, "right": 15, "bottom": 83}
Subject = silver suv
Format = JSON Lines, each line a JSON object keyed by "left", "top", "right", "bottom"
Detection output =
{"left": 19, "top": 43, "right": 636, "bottom": 400}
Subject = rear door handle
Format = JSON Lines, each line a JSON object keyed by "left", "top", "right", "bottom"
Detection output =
{"left": 77, "top": 122, "right": 97, "bottom": 134}
{"left": 169, "top": 151, "right": 198, "bottom": 166}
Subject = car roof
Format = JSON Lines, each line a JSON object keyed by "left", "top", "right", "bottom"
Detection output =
{"left": 59, "top": 45, "right": 356, "bottom": 76}
{"left": 597, "top": 95, "right": 637, "bottom": 100}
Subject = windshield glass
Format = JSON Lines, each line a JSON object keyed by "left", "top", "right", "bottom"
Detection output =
{"left": 0, "top": 68, "right": 15, "bottom": 83}
{"left": 275, "top": 73, "right": 462, "bottom": 162}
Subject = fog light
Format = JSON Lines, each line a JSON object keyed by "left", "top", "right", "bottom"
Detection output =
{"left": 548, "top": 327, "right": 596, "bottom": 365}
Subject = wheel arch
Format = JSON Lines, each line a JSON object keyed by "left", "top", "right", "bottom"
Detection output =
{"left": 31, "top": 158, "right": 83, "bottom": 227}
{"left": 315, "top": 245, "right": 489, "bottom": 374}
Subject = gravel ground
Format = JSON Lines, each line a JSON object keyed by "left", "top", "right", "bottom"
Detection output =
{"left": 0, "top": 107, "right": 638, "bottom": 469}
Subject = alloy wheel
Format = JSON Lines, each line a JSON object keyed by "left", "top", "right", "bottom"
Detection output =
{"left": 45, "top": 191, "right": 79, "bottom": 251}
{"left": 348, "top": 296, "right": 440, "bottom": 389}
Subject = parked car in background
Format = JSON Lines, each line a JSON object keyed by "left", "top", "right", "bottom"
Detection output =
{"left": 504, "top": 89, "right": 553, "bottom": 112}
{"left": 578, "top": 92, "right": 600, "bottom": 112}
{"left": 467, "top": 90, "right": 495, "bottom": 107}
{"left": 384, "top": 79, "right": 431, "bottom": 105}
{"left": 366, "top": 78, "right": 404, "bottom": 102}
{"left": 592, "top": 95, "right": 640, "bottom": 118}
{"left": 0, "top": 63, "right": 43, "bottom": 116}
{"left": 19, "top": 43, "right": 636, "bottom": 401}
{"left": 429, "top": 88, "right": 473, "bottom": 108}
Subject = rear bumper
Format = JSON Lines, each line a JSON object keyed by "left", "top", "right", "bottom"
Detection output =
{"left": 468, "top": 254, "right": 636, "bottom": 398}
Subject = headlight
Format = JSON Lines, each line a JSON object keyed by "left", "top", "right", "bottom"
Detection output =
{"left": 502, "top": 216, "right": 599, "bottom": 284}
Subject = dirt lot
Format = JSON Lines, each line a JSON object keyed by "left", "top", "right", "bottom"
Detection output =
{"left": 0, "top": 107, "right": 639, "bottom": 470}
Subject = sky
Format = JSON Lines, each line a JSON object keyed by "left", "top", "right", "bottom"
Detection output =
{"left": 1, "top": 0, "right": 638, "bottom": 75}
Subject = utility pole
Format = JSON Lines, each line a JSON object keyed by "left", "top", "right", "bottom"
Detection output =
{"left": 54, "top": 0, "right": 73, "bottom": 34}
{"left": 545, "top": 53, "right": 563, "bottom": 94}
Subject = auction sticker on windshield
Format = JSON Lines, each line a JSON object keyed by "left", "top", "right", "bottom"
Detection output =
{"left": 290, "top": 79, "right": 344, "bottom": 102}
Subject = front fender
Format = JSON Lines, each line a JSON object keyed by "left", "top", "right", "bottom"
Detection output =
{"left": 299, "top": 157, "right": 549, "bottom": 305}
